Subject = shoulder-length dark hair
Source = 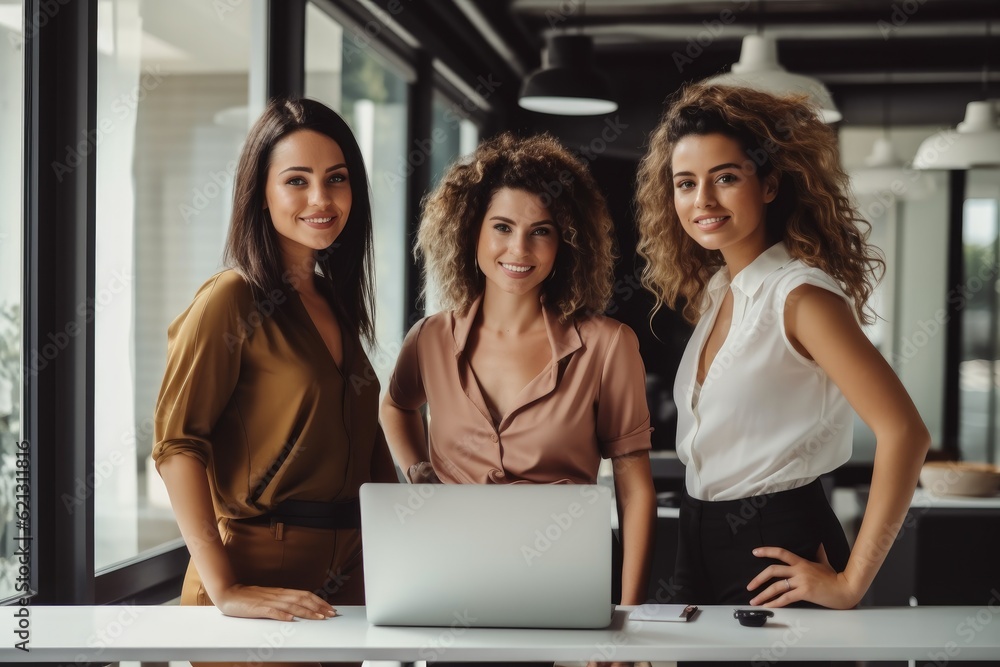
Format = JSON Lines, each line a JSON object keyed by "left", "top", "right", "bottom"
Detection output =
{"left": 417, "top": 132, "right": 616, "bottom": 321}
{"left": 224, "top": 97, "right": 376, "bottom": 344}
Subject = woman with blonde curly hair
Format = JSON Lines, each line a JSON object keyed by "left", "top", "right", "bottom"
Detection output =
{"left": 635, "top": 83, "right": 929, "bottom": 610}
{"left": 381, "top": 132, "right": 656, "bottom": 606}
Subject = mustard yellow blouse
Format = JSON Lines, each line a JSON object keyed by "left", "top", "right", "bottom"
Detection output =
{"left": 152, "top": 270, "right": 392, "bottom": 518}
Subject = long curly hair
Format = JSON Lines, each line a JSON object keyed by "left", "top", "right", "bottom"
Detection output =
{"left": 418, "top": 132, "right": 616, "bottom": 321}
{"left": 635, "top": 83, "right": 884, "bottom": 325}
{"left": 225, "top": 97, "right": 376, "bottom": 344}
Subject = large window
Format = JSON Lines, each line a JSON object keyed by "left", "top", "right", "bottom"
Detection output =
{"left": 94, "top": 0, "right": 254, "bottom": 570}
{"left": 305, "top": 1, "right": 410, "bottom": 393}
{"left": 844, "top": 128, "right": 949, "bottom": 461}
{"left": 0, "top": 0, "right": 23, "bottom": 601}
{"left": 423, "top": 92, "right": 479, "bottom": 315}
{"left": 960, "top": 171, "right": 1000, "bottom": 465}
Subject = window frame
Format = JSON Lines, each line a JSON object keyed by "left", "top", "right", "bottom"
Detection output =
{"left": 14, "top": 0, "right": 496, "bottom": 605}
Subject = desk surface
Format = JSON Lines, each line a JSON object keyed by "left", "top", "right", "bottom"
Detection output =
{"left": 4, "top": 604, "right": 1000, "bottom": 662}
{"left": 910, "top": 487, "right": 1000, "bottom": 508}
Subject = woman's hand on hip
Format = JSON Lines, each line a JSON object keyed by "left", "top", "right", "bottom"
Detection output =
{"left": 746, "top": 544, "right": 863, "bottom": 609}
{"left": 213, "top": 583, "right": 337, "bottom": 621}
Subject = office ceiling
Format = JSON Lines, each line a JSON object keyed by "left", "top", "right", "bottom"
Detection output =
{"left": 415, "top": 0, "right": 1000, "bottom": 130}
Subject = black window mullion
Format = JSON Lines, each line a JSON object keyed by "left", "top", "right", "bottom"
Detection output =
{"left": 268, "top": 0, "right": 306, "bottom": 99}
{"left": 404, "top": 51, "right": 433, "bottom": 332}
{"left": 25, "top": 0, "right": 97, "bottom": 604}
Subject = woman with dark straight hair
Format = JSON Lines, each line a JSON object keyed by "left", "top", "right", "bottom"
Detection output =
{"left": 153, "top": 97, "right": 396, "bottom": 666}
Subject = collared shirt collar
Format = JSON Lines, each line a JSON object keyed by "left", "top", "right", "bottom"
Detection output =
{"left": 451, "top": 294, "right": 582, "bottom": 362}
{"left": 707, "top": 242, "right": 794, "bottom": 300}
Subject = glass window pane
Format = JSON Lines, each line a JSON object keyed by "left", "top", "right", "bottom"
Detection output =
{"left": 95, "top": 0, "right": 252, "bottom": 569}
{"left": 893, "top": 172, "right": 950, "bottom": 452}
{"left": 0, "top": 0, "right": 24, "bottom": 600}
{"left": 960, "top": 169, "right": 1000, "bottom": 464}
{"left": 424, "top": 94, "right": 479, "bottom": 315}
{"left": 305, "top": 1, "right": 409, "bottom": 394}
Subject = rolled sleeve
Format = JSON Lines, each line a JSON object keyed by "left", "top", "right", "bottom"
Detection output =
{"left": 387, "top": 318, "right": 428, "bottom": 410}
{"left": 152, "top": 274, "right": 247, "bottom": 470}
{"left": 596, "top": 323, "right": 653, "bottom": 459}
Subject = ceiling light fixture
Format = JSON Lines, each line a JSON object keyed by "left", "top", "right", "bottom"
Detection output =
{"left": 851, "top": 68, "right": 933, "bottom": 199}
{"left": 852, "top": 136, "right": 935, "bottom": 199}
{"left": 703, "top": 34, "right": 842, "bottom": 124}
{"left": 518, "top": 33, "right": 618, "bottom": 115}
{"left": 913, "top": 21, "right": 1000, "bottom": 169}
{"left": 912, "top": 101, "right": 1000, "bottom": 169}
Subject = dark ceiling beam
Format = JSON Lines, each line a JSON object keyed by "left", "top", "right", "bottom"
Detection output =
{"left": 364, "top": 0, "right": 522, "bottom": 112}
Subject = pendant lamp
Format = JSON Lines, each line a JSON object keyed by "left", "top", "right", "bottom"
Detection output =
{"left": 703, "top": 35, "right": 841, "bottom": 124}
{"left": 912, "top": 100, "right": 1000, "bottom": 169}
{"left": 518, "top": 34, "right": 618, "bottom": 115}
{"left": 851, "top": 136, "right": 935, "bottom": 200}
{"left": 914, "top": 21, "right": 1000, "bottom": 169}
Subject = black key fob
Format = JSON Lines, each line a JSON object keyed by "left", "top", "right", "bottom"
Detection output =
{"left": 734, "top": 609, "right": 774, "bottom": 627}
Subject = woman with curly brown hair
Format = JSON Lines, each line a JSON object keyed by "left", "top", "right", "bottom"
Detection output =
{"left": 381, "top": 132, "right": 656, "bottom": 607}
{"left": 635, "top": 83, "right": 929, "bottom": 610}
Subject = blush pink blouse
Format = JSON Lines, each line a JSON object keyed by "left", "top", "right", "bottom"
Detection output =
{"left": 388, "top": 296, "right": 652, "bottom": 484}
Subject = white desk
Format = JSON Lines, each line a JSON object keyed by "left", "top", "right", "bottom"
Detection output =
{"left": 4, "top": 605, "right": 1000, "bottom": 663}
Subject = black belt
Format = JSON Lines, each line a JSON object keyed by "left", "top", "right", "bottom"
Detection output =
{"left": 233, "top": 498, "right": 361, "bottom": 530}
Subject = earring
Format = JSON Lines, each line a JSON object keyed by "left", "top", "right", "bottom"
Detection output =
{"left": 547, "top": 265, "right": 557, "bottom": 281}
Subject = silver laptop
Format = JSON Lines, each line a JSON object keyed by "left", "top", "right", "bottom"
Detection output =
{"left": 359, "top": 483, "right": 613, "bottom": 629}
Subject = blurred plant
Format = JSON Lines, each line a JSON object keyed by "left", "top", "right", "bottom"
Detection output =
{"left": 0, "top": 301, "right": 21, "bottom": 599}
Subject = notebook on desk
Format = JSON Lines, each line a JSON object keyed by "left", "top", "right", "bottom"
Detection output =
{"left": 359, "top": 482, "right": 614, "bottom": 629}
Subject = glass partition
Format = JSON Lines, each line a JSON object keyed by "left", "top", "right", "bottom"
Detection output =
{"left": 0, "top": 0, "right": 24, "bottom": 600}
{"left": 94, "top": 0, "right": 253, "bottom": 569}
{"left": 960, "top": 170, "right": 1000, "bottom": 464}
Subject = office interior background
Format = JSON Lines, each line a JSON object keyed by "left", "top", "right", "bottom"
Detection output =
{"left": 2, "top": 0, "right": 1000, "bottom": 652}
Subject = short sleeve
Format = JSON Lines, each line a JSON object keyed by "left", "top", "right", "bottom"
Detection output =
{"left": 151, "top": 273, "right": 249, "bottom": 469}
{"left": 388, "top": 317, "right": 428, "bottom": 410}
{"left": 596, "top": 323, "right": 653, "bottom": 459}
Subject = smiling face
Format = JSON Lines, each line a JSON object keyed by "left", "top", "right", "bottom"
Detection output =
{"left": 671, "top": 132, "right": 777, "bottom": 263}
{"left": 476, "top": 187, "right": 559, "bottom": 301}
{"left": 264, "top": 129, "right": 352, "bottom": 259}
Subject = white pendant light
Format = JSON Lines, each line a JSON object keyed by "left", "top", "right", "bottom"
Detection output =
{"left": 703, "top": 35, "right": 841, "bottom": 124}
{"left": 912, "top": 100, "right": 1000, "bottom": 169}
{"left": 850, "top": 136, "right": 935, "bottom": 200}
